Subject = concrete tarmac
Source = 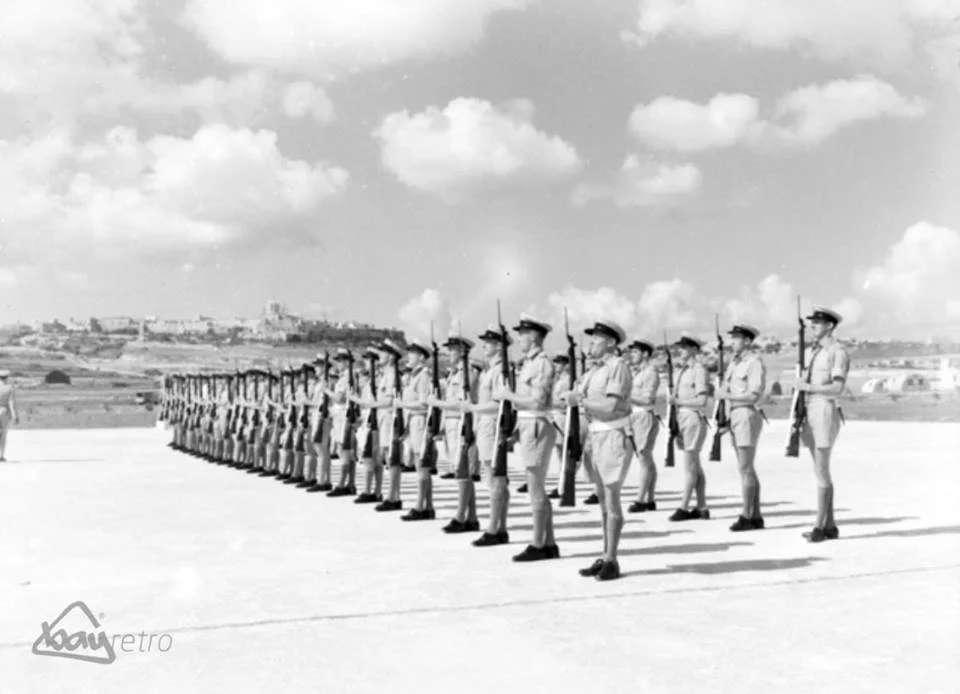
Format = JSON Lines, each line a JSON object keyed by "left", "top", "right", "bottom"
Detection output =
{"left": 2, "top": 421, "right": 959, "bottom": 694}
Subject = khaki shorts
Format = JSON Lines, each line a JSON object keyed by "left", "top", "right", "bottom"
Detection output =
{"left": 729, "top": 407, "right": 764, "bottom": 448}
{"left": 585, "top": 428, "right": 633, "bottom": 487}
{"left": 630, "top": 410, "right": 659, "bottom": 453}
{"left": 405, "top": 414, "right": 426, "bottom": 466}
{"left": 516, "top": 419, "right": 556, "bottom": 471}
{"left": 677, "top": 408, "right": 707, "bottom": 453}
{"left": 442, "top": 418, "right": 461, "bottom": 463}
{"left": 801, "top": 399, "right": 843, "bottom": 449}
{"left": 475, "top": 417, "right": 496, "bottom": 462}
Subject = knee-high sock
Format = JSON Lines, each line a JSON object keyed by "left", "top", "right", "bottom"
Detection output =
{"left": 465, "top": 480, "right": 477, "bottom": 522}
{"left": 364, "top": 461, "right": 376, "bottom": 493}
{"left": 606, "top": 512, "right": 624, "bottom": 562}
{"left": 752, "top": 474, "right": 762, "bottom": 519}
{"left": 486, "top": 480, "right": 501, "bottom": 534}
{"left": 816, "top": 486, "right": 829, "bottom": 529}
{"left": 424, "top": 474, "right": 433, "bottom": 510}
{"left": 388, "top": 466, "right": 401, "bottom": 501}
{"left": 695, "top": 465, "right": 707, "bottom": 509}
{"left": 742, "top": 473, "right": 756, "bottom": 518}
{"left": 543, "top": 501, "right": 555, "bottom": 545}
{"left": 455, "top": 480, "right": 468, "bottom": 521}
{"left": 373, "top": 462, "right": 384, "bottom": 496}
{"left": 532, "top": 503, "right": 546, "bottom": 547}
{"left": 825, "top": 485, "right": 835, "bottom": 528}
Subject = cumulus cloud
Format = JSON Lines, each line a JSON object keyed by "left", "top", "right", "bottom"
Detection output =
{"left": 374, "top": 98, "right": 582, "bottom": 202}
{"left": 573, "top": 157, "right": 702, "bottom": 208}
{"left": 398, "top": 289, "right": 454, "bottom": 342}
{"left": 629, "top": 94, "right": 761, "bottom": 152}
{"left": 0, "top": 125, "right": 348, "bottom": 260}
{"left": 628, "top": 76, "right": 926, "bottom": 152}
{"left": 768, "top": 75, "right": 928, "bottom": 146}
{"left": 0, "top": 268, "right": 18, "bottom": 286}
{"left": 724, "top": 274, "right": 797, "bottom": 330}
{"left": 182, "top": 0, "right": 535, "bottom": 78}
{"left": 859, "top": 222, "right": 960, "bottom": 331}
{"left": 635, "top": 279, "right": 706, "bottom": 337}
{"left": 629, "top": 0, "right": 960, "bottom": 71}
{"left": 546, "top": 287, "right": 638, "bottom": 332}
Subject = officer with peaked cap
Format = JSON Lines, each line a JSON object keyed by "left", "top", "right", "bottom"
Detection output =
{"left": 494, "top": 313, "right": 560, "bottom": 562}
{"left": 0, "top": 369, "right": 19, "bottom": 462}
{"left": 561, "top": 319, "right": 634, "bottom": 581}
{"left": 429, "top": 333, "right": 481, "bottom": 533}
{"left": 625, "top": 339, "right": 660, "bottom": 514}
{"left": 668, "top": 335, "right": 712, "bottom": 522}
{"left": 714, "top": 325, "right": 768, "bottom": 531}
{"left": 470, "top": 325, "right": 514, "bottom": 547}
{"left": 394, "top": 340, "right": 437, "bottom": 520}
{"left": 796, "top": 306, "right": 850, "bottom": 543}
{"left": 547, "top": 354, "right": 572, "bottom": 500}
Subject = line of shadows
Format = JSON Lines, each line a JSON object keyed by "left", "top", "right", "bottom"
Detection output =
{"left": 556, "top": 529, "right": 694, "bottom": 544}
{"left": 567, "top": 541, "right": 753, "bottom": 561}
{"left": 844, "top": 524, "right": 960, "bottom": 541}
{"left": 622, "top": 556, "right": 829, "bottom": 578}
{"left": 708, "top": 500, "right": 793, "bottom": 511}
{"left": 776, "top": 516, "right": 919, "bottom": 531}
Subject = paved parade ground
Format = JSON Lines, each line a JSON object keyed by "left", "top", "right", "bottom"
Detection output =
{"left": 2, "top": 421, "right": 959, "bottom": 694}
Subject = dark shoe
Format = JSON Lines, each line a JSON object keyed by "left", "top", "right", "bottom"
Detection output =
{"left": 245, "top": 467, "right": 262, "bottom": 474}
{"left": 690, "top": 508, "right": 711, "bottom": 520}
{"left": 584, "top": 493, "right": 600, "bottom": 505}
{"left": 462, "top": 520, "right": 480, "bottom": 532}
{"left": 729, "top": 516, "right": 755, "bottom": 532}
{"left": 579, "top": 559, "right": 605, "bottom": 577}
{"left": 283, "top": 476, "right": 304, "bottom": 485}
{"left": 627, "top": 501, "right": 646, "bottom": 513}
{"left": 375, "top": 500, "right": 403, "bottom": 512}
{"left": 517, "top": 484, "right": 528, "bottom": 493}
{"left": 402, "top": 465, "right": 416, "bottom": 473}
{"left": 471, "top": 474, "right": 482, "bottom": 482}
{"left": 306, "top": 482, "right": 332, "bottom": 493}
{"left": 512, "top": 545, "right": 550, "bottom": 562}
{"left": 440, "top": 472, "right": 456, "bottom": 480}
{"left": 402, "top": 508, "right": 436, "bottom": 521}
{"left": 354, "top": 493, "right": 382, "bottom": 504}
{"left": 824, "top": 525, "right": 839, "bottom": 540}
{"left": 803, "top": 527, "right": 827, "bottom": 543}
{"left": 543, "top": 544, "right": 560, "bottom": 559}
{"left": 547, "top": 489, "right": 560, "bottom": 499}
{"left": 751, "top": 516, "right": 765, "bottom": 530}
{"left": 472, "top": 531, "right": 509, "bottom": 547}
{"left": 295, "top": 480, "right": 313, "bottom": 488}
{"left": 443, "top": 519, "right": 465, "bottom": 533}
{"left": 595, "top": 560, "right": 621, "bottom": 582}
{"left": 326, "top": 486, "right": 351, "bottom": 497}
{"left": 646, "top": 501, "right": 657, "bottom": 511}
{"left": 669, "top": 508, "right": 695, "bottom": 522}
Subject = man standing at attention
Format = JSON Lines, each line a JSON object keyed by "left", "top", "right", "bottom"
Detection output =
{"left": 713, "top": 325, "right": 767, "bottom": 532}
{"left": 797, "top": 307, "right": 850, "bottom": 543}
{"left": 496, "top": 314, "right": 559, "bottom": 563}
{"left": 562, "top": 320, "right": 634, "bottom": 582}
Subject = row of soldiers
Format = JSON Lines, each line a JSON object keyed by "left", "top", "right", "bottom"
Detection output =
{"left": 159, "top": 305, "right": 850, "bottom": 581}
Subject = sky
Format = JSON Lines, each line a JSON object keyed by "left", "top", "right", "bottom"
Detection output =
{"left": 1, "top": 0, "right": 959, "bottom": 346}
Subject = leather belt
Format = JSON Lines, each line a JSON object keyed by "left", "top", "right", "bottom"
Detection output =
{"left": 589, "top": 416, "right": 631, "bottom": 433}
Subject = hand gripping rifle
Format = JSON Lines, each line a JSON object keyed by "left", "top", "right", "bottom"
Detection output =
{"left": 388, "top": 350, "right": 406, "bottom": 468}
{"left": 361, "top": 352, "right": 379, "bottom": 460}
{"left": 419, "top": 323, "right": 443, "bottom": 472}
{"left": 492, "top": 301, "right": 516, "bottom": 479}
{"left": 455, "top": 327, "right": 476, "bottom": 476}
{"left": 560, "top": 309, "right": 583, "bottom": 507}
{"left": 708, "top": 315, "right": 729, "bottom": 462}
{"left": 785, "top": 296, "right": 807, "bottom": 458}
{"left": 247, "top": 371, "right": 260, "bottom": 445}
{"left": 341, "top": 351, "right": 359, "bottom": 452}
{"left": 313, "top": 352, "right": 331, "bottom": 444}
{"left": 663, "top": 333, "right": 679, "bottom": 468}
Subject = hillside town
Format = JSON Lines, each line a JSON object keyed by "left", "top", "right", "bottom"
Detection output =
{"left": 0, "top": 300, "right": 406, "bottom": 349}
